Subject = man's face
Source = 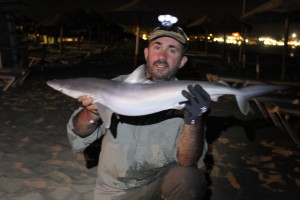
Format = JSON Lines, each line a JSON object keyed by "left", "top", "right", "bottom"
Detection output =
{"left": 144, "top": 37, "right": 188, "bottom": 81}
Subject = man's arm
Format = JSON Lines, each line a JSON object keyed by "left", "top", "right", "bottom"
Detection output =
{"left": 177, "top": 85, "right": 211, "bottom": 166}
{"left": 72, "top": 96, "right": 102, "bottom": 137}
{"left": 177, "top": 120, "right": 205, "bottom": 166}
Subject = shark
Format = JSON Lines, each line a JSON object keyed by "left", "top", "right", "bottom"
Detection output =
{"left": 47, "top": 66, "right": 285, "bottom": 129}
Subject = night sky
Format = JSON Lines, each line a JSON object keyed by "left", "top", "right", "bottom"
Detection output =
{"left": 24, "top": 0, "right": 269, "bottom": 22}
{"left": 20, "top": 0, "right": 300, "bottom": 37}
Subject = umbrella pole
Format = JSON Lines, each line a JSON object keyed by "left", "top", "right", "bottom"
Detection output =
{"left": 134, "top": 26, "right": 140, "bottom": 68}
{"left": 241, "top": 26, "right": 247, "bottom": 70}
{"left": 222, "top": 33, "right": 226, "bottom": 57}
{"left": 281, "top": 14, "right": 289, "bottom": 81}
{"left": 239, "top": 0, "right": 247, "bottom": 71}
{"left": 134, "top": 15, "right": 141, "bottom": 68}
{"left": 204, "top": 29, "right": 208, "bottom": 53}
{"left": 60, "top": 27, "right": 63, "bottom": 55}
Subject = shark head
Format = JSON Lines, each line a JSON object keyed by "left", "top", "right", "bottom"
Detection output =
{"left": 47, "top": 80, "right": 62, "bottom": 92}
{"left": 47, "top": 79, "right": 91, "bottom": 99}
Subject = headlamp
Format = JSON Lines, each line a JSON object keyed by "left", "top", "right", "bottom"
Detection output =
{"left": 149, "top": 15, "right": 188, "bottom": 48}
{"left": 158, "top": 15, "right": 178, "bottom": 27}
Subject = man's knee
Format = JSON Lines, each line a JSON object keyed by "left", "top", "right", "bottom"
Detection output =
{"left": 161, "top": 165, "right": 207, "bottom": 199}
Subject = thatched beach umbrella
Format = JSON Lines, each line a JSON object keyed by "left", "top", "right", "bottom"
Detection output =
{"left": 189, "top": 13, "right": 251, "bottom": 57}
{"left": 208, "top": 13, "right": 252, "bottom": 66}
{"left": 67, "top": 8, "right": 108, "bottom": 41}
{"left": 185, "top": 15, "right": 211, "bottom": 31}
{"left": 106, "top": 0, "right": 160, "bottom": 68}
{"left": 185, "top": 15, "right": 211, "bottom": 52}
{"left": 37, "top": 13, "right": 76, "bottom": 54}
{"left": 38, "top": 9, "right": 107, "bottom": 54}
{"left": 242, "top": 0, "right": 300, "bottom": 80}
{"left": 208, "top": 13, "right": 251, "bottom": 35}
{"left": 0, "top": 0, "right": 40, "bottom": 12}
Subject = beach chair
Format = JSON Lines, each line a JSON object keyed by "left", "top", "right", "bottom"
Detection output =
{"left": 0, "top": 52, "right": 31, "bottom": 92}
{"left": 206, "top": 74, "right": 300, "bottom": 88}
{"left": 206, "top": 74, "right": 300, "bottom": 144}
{"left": 0, "top": 75, "right": 15, "bottom": 92}
{"left": 0, "top": 68, "right": 31, "bottom": 92}
{"left": 252, "top": 94, "right": 300, "bottom": 145}
{"left": 28, "top": 56, "right": 43, "bottom": 67}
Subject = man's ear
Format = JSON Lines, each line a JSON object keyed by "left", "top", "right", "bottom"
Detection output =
{"left": 144, "top": 47, "right": 149, "bottom": 61}
{"left": 179, "top": 56, "right": 188, "bottom": 69}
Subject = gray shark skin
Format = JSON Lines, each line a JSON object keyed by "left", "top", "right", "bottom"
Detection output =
{"left": 47, "top": 77, "right": 284, "bottom": 129}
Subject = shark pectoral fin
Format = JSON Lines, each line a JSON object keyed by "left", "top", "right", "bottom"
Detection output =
{"left": 235, "top": 95, "right": 250, "bottom": 115}
{"left": 210, "top": 95, "right": 220, "bottom": 101}
{"left": 95, "top": 103, "right": 113, "bottom": 129}
{"left": 173, "top": 103, "right": 185, "bottom": 110}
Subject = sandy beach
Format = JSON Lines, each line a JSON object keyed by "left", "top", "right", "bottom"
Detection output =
{"left": 0, "top": 69, "right": 97, "bottom": 200}
{"left": 0, "top": 50, "right": 299, "bottom": 200}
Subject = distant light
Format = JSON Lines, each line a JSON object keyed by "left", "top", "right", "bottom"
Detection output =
{"left": 292, "top": 33, "right": 296, "bottom": 38}
{"left": 142, "top": 33, "right": 147, "bottom": 40}
{"left": 213, "top": 37, "right": 224, "bottom": 42}
{"left": 277, "top": 41, "right": 284, "bottom": 46}
{"left": 158, "top": 15, "right": 178, "bottom": 27}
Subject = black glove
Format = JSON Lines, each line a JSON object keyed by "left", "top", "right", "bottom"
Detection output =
{"left": 180, "top": 84, "right": 211, "bottom": 125}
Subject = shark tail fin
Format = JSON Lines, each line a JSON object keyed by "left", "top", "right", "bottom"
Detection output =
{"left": 235, "top": 85, "right": 286, "bottom": 115}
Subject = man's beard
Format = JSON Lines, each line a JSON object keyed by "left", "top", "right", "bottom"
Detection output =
{"left": 146, "top": 60, "right": 179, "bottom": 81}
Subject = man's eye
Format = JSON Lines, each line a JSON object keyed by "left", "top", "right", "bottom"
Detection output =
{"left": 169, "top": 49, "right": 177, "bottom": 54}
{"left": 154, "top": 45, "right": 160, "bottom": 50}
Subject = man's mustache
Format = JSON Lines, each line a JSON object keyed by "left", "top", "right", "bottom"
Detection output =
{"left": 153, "top": 60, "right": 169, "bottom": 67}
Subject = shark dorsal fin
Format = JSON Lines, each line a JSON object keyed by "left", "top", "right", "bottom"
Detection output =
{"left": 123, "top": 65, "right": 149, "bottom": 83}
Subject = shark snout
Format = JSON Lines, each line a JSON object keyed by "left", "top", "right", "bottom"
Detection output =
{"left": 47, "top": 80, "right": 62, "bottom": 91}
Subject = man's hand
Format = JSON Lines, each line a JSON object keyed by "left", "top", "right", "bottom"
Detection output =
{"left": 180, "top": 84, "right": 211, "bottom": 125}
{"left": 78, "top": 96, "right": 98, "bottom": 114}
{"left": 77, "top": 96, "right": 100, "bottom": 122}
{"left": 72, "top": 96, "right": 101, "bottom": 137}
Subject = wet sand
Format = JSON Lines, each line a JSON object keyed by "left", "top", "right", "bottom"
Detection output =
{"left": 0, "top": 54, "right": 299, "bottom": 199}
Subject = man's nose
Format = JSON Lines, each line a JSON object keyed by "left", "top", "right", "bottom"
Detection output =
{"left": 158, "top": 50, "right": 167, "bottom": 59}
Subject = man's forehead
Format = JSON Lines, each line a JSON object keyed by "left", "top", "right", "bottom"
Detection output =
{"left": 150, "top": 37, "right": 181, "bottom": 47}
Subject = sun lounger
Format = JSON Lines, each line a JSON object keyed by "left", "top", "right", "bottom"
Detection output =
{"left": 39, "top": 48, "right": 94, "bottom": 66}
{"left": 0, "top": 68, "right": 31, "bottom": 92}
{"left": 206, "top": 74, "right": 300, "bottom": 87}
{"left": 253, "top": 94, "right": 300, "bottom": 145}
{"left": 0, "top": 75, "right": 15, "bottom": 92}
{"left": 28, "top": 56, "right": 43, "bottom": 67}
{"left": 206, "top": 73, "right": 300, "bottom": 144}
